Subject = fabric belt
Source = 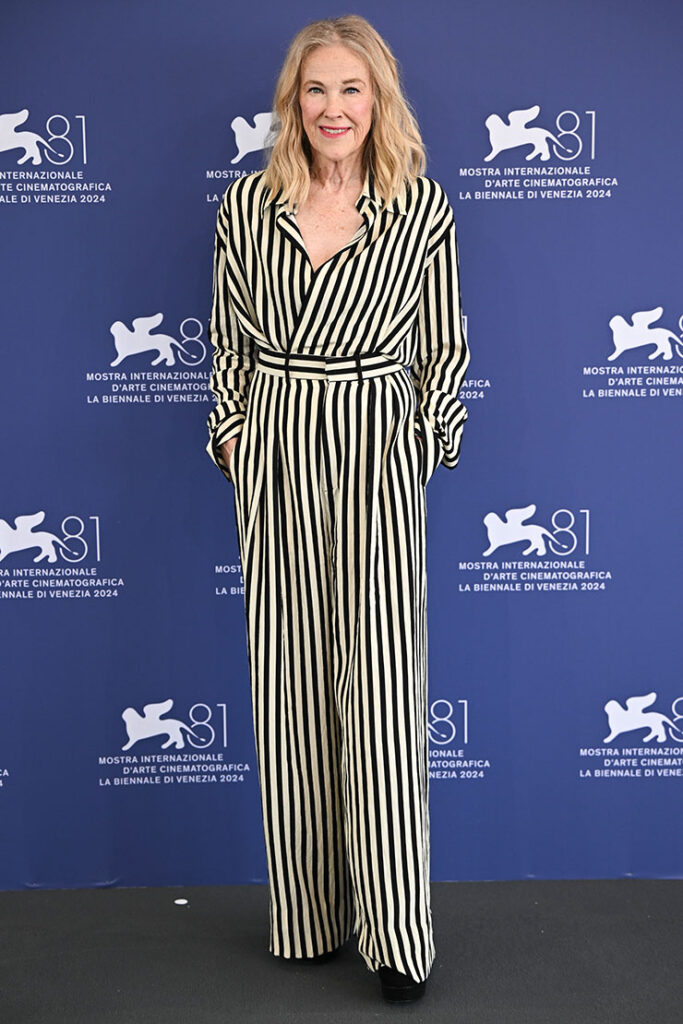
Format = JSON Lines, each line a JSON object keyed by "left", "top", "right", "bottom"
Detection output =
{"left": 254, "top": 347, "right": 407, "bottom": 381}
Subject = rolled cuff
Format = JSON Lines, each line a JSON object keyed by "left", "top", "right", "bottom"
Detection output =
{"left": 206, "top": 413, "right": 245, "bottom": 482}
{"left": 416, "top": 396, "right": 468, "bottom": 472}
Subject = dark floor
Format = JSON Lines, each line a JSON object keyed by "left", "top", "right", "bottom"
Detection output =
{"left": 1, "top": 879, "right": 681, "bottom": 1023}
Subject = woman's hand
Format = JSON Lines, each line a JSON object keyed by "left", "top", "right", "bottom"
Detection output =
{"left": 220, "top": 436, "right": 239, "bottom": 475}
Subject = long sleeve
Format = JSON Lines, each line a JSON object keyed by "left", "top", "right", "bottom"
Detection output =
{"left": 205, "top": 195, "right": 256, "bottom": 479}
{"left": 409, "top": 187, "right": 470, "bottom": 472}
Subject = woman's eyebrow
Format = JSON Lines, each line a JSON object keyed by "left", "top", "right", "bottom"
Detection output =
{"left": 303, "top": 77, "right": 365, "bottom": 85}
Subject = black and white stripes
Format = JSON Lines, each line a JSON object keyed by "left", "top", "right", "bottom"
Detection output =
{"left": 206, "top": 166, "right": 470, "bottom": 984}
{"left": 206, "top": 166, "right": 470, "bottom": 482}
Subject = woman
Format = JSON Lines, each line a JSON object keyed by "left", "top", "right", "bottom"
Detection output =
{"left": 206, "top": 14, "right": 470, "bottom": 1005}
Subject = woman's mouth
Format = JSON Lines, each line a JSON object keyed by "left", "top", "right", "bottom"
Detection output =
{"left": 319, "top": 126, "right": 351, "bottom": 138}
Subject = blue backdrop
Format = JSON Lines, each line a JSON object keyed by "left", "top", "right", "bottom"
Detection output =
{"left": 2, "top": 0, "right": 682, "bottom": 890}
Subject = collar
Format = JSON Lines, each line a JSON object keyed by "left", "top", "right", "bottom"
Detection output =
{"left": 264, "top": 165, "right": 408, "bottom": 218}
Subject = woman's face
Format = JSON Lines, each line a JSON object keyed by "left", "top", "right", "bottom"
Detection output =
{"left": 298, "top": 44, "right": 374, "bottom": 169}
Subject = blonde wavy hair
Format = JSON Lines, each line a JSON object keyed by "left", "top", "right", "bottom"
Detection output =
{"left": 261, "top": 14, "right": 426, "bottom": 212}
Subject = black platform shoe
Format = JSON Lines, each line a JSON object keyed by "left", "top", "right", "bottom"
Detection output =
{"left": 378, "top": 965, "right": 426, "bottom": 1003}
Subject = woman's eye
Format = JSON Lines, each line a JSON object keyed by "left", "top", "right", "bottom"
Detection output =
{"left": 306, "top": 86, "right": 360, "bottom": 94}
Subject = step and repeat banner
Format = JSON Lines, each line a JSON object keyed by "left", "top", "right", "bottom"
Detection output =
{"left": 2, "top": 0, "right": 682, "bottom": 889}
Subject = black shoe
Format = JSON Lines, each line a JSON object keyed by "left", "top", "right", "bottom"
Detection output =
{"left": 378, "top": 965, "right": 426, "bottom": 1003}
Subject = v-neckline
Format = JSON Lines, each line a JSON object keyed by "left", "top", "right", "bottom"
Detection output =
{"left": 291, "top": 211, "right": 368, "bottom": 274}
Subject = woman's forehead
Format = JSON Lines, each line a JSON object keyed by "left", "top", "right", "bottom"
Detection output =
{"left": 301, "top": 45, "right": 370, "bottom": 82}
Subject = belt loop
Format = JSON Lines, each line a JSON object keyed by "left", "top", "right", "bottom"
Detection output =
{"left": 355, "top": 352, "right": 363, "bottom": 382}
{"left": 284, "top": 352, "right": 290, "bottom": 381}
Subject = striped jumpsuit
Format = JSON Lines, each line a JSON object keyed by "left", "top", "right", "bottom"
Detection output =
{"left": 206, "top": 167, "right": 470, "bottom": 984}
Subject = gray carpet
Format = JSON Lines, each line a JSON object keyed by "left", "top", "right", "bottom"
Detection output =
{"left": 1, "top": 879, "right": 681, "bottom": 1023}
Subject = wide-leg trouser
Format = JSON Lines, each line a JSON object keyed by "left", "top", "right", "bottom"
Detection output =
{"left": 230, "top": 348, "right": 441, "bottom": 984}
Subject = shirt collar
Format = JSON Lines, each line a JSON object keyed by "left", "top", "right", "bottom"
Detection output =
{"left": 264, "top": 165, "right": 408, "bottom": 217}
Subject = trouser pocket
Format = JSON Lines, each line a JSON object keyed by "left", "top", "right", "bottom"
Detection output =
{"left": 415, "top": 409, "right": 443, "bottom": 485}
